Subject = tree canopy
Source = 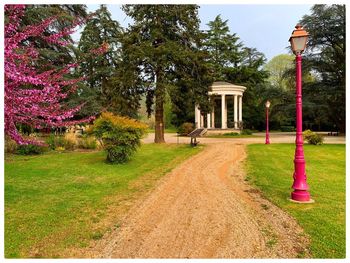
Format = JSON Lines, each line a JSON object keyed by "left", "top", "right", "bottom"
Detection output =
{"left": 75, "top": 5, "right": 132, "bottom": 118}
{"left": 300, "top": 4, "right": 345, "bottom": 133}
{"left": 122, "top": 4, "right": 212, "bottom": 142}
{"left": 5, "top": 4, "right": 345, "bottom": 141}
{"left": 4, "top": 5, "right": 92, "bottom": 144}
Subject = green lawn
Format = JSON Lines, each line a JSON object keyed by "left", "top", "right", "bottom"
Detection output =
{"left": 246, "top": 144, "right": 345, "bottom": 258}
{"left": 5, "top": 143, "right": 202, "bottom": 258}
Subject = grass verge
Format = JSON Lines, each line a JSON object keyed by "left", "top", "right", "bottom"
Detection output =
{"left": 5, "top": 143, "right": 203, "bottom": 258}
{"left": 246, "top": 144, "right": 345, "bottom": 258}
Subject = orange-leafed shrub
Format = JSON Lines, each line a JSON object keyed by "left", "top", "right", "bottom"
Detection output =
{"left": 89, "top": 112, "right": 148, "bottom": 163}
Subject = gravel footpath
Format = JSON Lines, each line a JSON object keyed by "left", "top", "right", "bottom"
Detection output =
{"left": 142, "top": 132, "right": 345, "bottom": 145}
{"left": 95, "top": 142, "right": 310, "bottom": 258}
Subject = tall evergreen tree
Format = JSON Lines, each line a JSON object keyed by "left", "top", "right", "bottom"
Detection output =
{"left": 76, "top": 5, "right": 142, "bottom": 118}
{"left": 203, "top": 15, "right": 242, "bottom": 80}
{"left": 203, "top": 15, "right": 269, "bottom": 130}
{"left": 226, "top": 47, "right": 269, "bottom": 130}
{"left": 122, "top": 5, "right": 212, "bottom": 143}
{"left": 19, "top": 5, "right": 88, "bottom": 68}
{"left": 300, "top": 4, "right": 345, "bottom": 133}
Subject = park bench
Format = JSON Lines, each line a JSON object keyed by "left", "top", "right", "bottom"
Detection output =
{"left": 188, "top": 128, "right": 207, "bottom": 146}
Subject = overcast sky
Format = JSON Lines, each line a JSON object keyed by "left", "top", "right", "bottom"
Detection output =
{"left": 73, "top": 4, "right": 313, "bottom": 62}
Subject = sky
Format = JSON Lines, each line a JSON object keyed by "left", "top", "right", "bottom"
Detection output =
{"left": 74, "top": 4, "right": 313, "bottom": 62}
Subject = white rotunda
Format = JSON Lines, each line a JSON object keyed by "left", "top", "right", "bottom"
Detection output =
{"left": 195, "top": 81, "right": 247, "bottom": 130}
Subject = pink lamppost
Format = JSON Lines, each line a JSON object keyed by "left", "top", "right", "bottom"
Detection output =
{"left": 289, "top": 24, "right": 313, "bottom": 203}
{"left": 265, "top": 100, "right": 271, "bottom": 144}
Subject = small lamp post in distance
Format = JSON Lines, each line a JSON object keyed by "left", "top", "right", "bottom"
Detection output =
{"left": 289, "top": 24, "right": 314, "bottom": 203}
{"left": 265, "top": 100, "right": 271, "bottom": 145}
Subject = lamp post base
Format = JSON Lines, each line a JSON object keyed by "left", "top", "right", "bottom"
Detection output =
{"left": 291, "top": 190, "right": 312, "bottom": 202}
{"left": 289, "top": 198, "right": 315, "bottom": 204}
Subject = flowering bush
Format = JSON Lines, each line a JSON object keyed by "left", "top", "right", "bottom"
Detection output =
{"left": 4, "top": 5, "right": 93, "bottom": 145}
{"left": 90, "top": 112, "right": 148, "bottom": 163}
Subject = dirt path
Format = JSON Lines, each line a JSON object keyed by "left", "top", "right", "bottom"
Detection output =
{"left": 142, "top": 132, "right": 345, "bottom": 144}
{"left": 94, "top": 143, "right": 309, "bottom": 258}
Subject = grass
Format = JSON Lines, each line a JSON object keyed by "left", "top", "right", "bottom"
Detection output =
{"left": 246, "top": 144, "right": 345, "bottom": 258}
{"left": 5, "top": 143, "right": 203, "bottom": 258}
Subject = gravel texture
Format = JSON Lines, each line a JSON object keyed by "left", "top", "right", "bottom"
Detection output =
{"left": 93, "top": 143, "right": 310, "bottom": 258}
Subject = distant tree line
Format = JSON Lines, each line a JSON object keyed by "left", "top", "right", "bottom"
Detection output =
{"left": 7, "top": 4, "right": 346, "bottom": 144}
{"left": 260, "top": 5, "right": 345, "bottom": 133}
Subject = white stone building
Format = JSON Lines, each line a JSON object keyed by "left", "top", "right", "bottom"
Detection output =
{"left": 195, "top": 81, "right": 246, "bottom": 130}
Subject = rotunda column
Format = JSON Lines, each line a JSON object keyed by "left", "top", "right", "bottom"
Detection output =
{"left": 234, "top": 95, "right": 238, "bottom": 129}
{"left": 239, "top": 95, "right": 243, "bottom": 125}
{"left": 211, "top": 108, "right": 215, "bottom": 128}
{"left": 221, "top": 94, "right": 227, "bottom": 129}
{"left": 195, "top": 105, "right": 200, "bottom": 128}
{"left": 207, "top": 113, "right": 211, "bottom": 128}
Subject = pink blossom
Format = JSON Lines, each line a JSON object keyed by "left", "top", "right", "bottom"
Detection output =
{"left": 5, "top": 5, "right": 94, "bottom": 145}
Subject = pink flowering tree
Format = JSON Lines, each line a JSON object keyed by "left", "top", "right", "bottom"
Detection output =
{"left": 5, "top": 5, "right": 94, "bottom": 145}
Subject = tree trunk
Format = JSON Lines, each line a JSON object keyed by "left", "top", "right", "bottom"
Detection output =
{"left": 154, "top": 69, "right": 165, "bottom": 143}
{"left": 154, "top": 93, "right": 165, "bottom": 143}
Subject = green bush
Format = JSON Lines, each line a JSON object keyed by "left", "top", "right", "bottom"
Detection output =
{"left": 308, "top": 134, "right": 324, "bottom": 145}
{"left": 90, "top": 112, "right": 148, "bottom": 163}
{"left": 16, "top": 144, "right": 47, "bottom": 155}
{"left": 223, "top": 132, "right": 239, "bottom": 136}
{"left": 241, "top": 129, "right": 253, "bottom": 135}
{"left": 177, "top": 122, "right": 194, "bottom": 136}
{"left": 303, "top": 129, "right": 314, "bottom": 141}
{"left": 281, "top": 126, "right": 295, "bottom": 132}
{"left": 303, "top": 130, "right": 324, "bottom": 145}
{"left": 46, "top": 134, "right": 75, "bottom": 150}
{"left": 45, "top": 134, "right": 56, "bottom": 150}
{"left": 77, "top": 136, "right": 97, "bottom": 150}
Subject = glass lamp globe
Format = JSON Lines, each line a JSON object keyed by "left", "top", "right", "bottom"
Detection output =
{"left": 289, "top": 24, "right": 309, "bottom": 54}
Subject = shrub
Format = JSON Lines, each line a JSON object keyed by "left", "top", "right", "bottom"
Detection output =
{"left": 177, "top": 122, "right": 194, "bottom": 136}
{"left": 223, "top": 132, "right": 239, "bottom": 136}
{"left": 62, "top": 135, "right": 76, "bottom": 150}
{"left": 55, "top": 146, "right": 65, "bottom": 152}
{"left": 77, "top": 136, "right": 97, "bottom": 150}
{"left": 46, "top": 134, "right": 75, "bottom": 151}
{"left": 90, "top": 112, "right": 148, "bottom": 163}
{"left": 307, "top": 134, "right": 324, "bottom": 145}
{"left": 5, "top": 136, "right": 18, "bottom": 153}
{"left": 303, "top": 130, "right": 324, "bottom": 145}
{"left": 303, "top": 129, "right": 314, "bottom": 141}
{"left": 45, "top": 134, "right": 56, "bottom": 150}
{"left": 241, "top": 129, "right": 253, "bottom": 135}
{"left": 16, "top": 144, "right": 47, "bottom": 155}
